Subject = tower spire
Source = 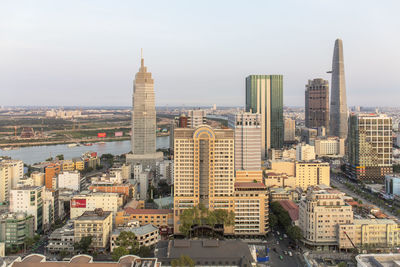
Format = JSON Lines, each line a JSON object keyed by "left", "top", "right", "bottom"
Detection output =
{"left": 141, "top": 48, "right": 144, "bottom": 67}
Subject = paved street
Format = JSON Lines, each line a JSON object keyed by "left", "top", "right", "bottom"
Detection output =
{"left": 249, "top": 231, "right": 304, "bottom": 267}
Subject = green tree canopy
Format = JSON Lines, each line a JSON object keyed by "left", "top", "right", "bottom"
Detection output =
{"left": 112, "top": 246, "right": 129, "bottom": 261}
{"left": 171, "top": 255, "right": 195, "bottom": 267}
{"left": 111, "top": 231, "right": 141, "bottom": 261}
{"left": 74, "top": 236, "right": 92, "bottom": 253}
{"left": 287, "top": 225, "right": 303, "bottom": 241}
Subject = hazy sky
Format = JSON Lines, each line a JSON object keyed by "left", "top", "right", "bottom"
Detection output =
{"left": 1, "top": 0, "right": 400, "bottom": 107}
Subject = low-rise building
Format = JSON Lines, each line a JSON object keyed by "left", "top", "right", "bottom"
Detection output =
{"left": 110, "top": 224, "right": 159, "bottom": 252}
{"left": 296, "top": 143, "right": 316, "bottom": 161}
{"left": 385, "top": 175, "right": 400, "bottom": 197}
{"left": 74, "top": 209, "right": 112, "bottom": 251}
{"left": 338, "top": 219, "right": 400, "bottom": 250}
{"left": 88, "top": 182, "right": 134, "bottom": 198}
{"left": 31, "top": 172, "right": 45, "bottom": 187}
{"left": 115, "top": 208, "right": 173, "bottom": 233}
{"left": 46, "top": 221, "right": 74, "bottom": 253}
{"left": 278, "top": 200, "right": 299, "bottom": 226}
{"left": 61, "top": 160, "right": 75, "bottom": 172}
{"left": 314, "top": 137, "right": 345, "bottom": 157}
{"left": 9, "top": 254, "right": 161, "bottom": 267}
{"left": 264, "top": 172, "right": 296, "bottom": 188}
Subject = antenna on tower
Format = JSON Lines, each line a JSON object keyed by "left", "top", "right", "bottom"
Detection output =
{"left": 141, "top": 48, "right": 144, "bottom": 67}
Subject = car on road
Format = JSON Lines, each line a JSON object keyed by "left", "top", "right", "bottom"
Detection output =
{"left": 276, "top": 241, "right": 279, "bottom": 245}
{"left": 288, "top": 251, "right": 293, "bottom": 256}
{"left": 283, "top": 250, "right": 288, "bottom": 255}
{"left": 279, "top": 255, "right": 283, "bottom": 260}
{"left": 273, "top": 248, "right": 277, "bottom": 253}
{"left": 283, "top": 234, "right": 288, "bottom": 238}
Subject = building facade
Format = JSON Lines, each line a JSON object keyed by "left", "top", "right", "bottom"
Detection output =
{"left": 347, "top": 113, "right": 393, "bottom": 181}
{"left": 9, "top": 186, "right": 44, "bottom": 231}
{"left": 58, "top": 171, "right": 81, "bottom": 191}
{"left": 296, "top": 143, "right": 316, "bottom": 161}
{"left": 305, "top": 78, "right": 329, "bottom": 130}
{"left": 284, "top": 117, "right": 296, "bottom": 142}
{"left": 295, "top": 162, "right": 330, "bottom": 190}
{"left": 314, "top": 137, "right": 345, "bottom": 157}
{"left": 228, "top": 112, "right": 261, "bottom": 171}
{"left": 385, "top": 175, "right": 400, "bottom": 197}
{"left": 70, "top": 192, "right": 123, "bottom": 219}
{"left": 246, "top": 75, "right": 284, "bottom": 157}
{"left": 187, "top": 110, "right": 207, "bottom": 128}
{"left": 0, "top": 160, "right": 24, "bottom": 189}
{"left": 74, "top": 209, "right": 112, "bottom": 251}
{"left": 0, "top": 212, "right": 34, "bottom": 248}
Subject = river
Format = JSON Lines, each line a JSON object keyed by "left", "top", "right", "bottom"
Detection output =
{"left": 0, "top": 136, "right": 170, "bottom": 165}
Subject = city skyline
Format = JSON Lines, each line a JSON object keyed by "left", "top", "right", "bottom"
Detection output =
{"left": 1, "top": 1, "right": 400, "bottom": 107}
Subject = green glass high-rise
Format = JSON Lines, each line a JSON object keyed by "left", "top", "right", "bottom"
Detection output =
{"left": 246, "top": 75, "right": 283, "bottom": 158}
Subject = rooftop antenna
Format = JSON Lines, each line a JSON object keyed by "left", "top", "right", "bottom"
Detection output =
{"left": 141, "top": 48, "right": 144, "bottom": 67}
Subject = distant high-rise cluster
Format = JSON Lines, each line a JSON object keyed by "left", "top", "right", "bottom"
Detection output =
{"left": 245, "top": 75, "right": 284, "bottom": 158}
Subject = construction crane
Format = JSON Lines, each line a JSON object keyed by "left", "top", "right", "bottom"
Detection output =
{"left": 343, "top": 231, "right": 360, "bottom": 253}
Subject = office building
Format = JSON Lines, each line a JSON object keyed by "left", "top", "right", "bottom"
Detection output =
{"left": 228, "top": 112, "right": 261, "bottom": 171}
{"left": 314, "top": 137, "right": 345, "bottom": 157}
{"left": 31, "top": 171, "right": 45, "bottom": 187}
{"left": 70, "top": 191, "right": 123, "bottom": 219}
{"left": 173, "top": 125, "right": 235, "bottom": 233}
{"left": 74, "top": 209, "right": 112, "bottom": 250}
{"left": 299, "top": 185, "right": 353, "bottom": 248}
{"left": 301, "top": 127, "right": 318, "bottom": 145}
{"left": 187, "top": 109, "right": 207, "bottom": 128}
{"left": 305, "top": 78, "right": 329, "bottom": 130}
{"left": 58, "top": 171, "right": 81, "bottom": 191}
{"left": 46, "top": 221, "right": 75, "bottom": 253}
{"left": 174, "top": 125, "right": 268, "bottom": 236}
{"left": 116, "top": 208, "right": 173, "bottom": 231}
{"left": 284, "top": 117, "right": 296, "bottom": 142}
{"left": 246, "top": 75, "right": 284, "bottom": 157}
{"left": 0, "top": 212, "right": 34, "bottom": 248}
{"left": 329, "top": 39, "right": 348, "bottom": 139}
{"left": 126, "top": 55, "right": 163, "bottom": 169}
{"left": 385, "top": 175, "right": 400, "bottom": 197}
{"left": 347, "top": 113, "right": 393, "bottom": 181}
{"left": 296, "top": 143, "right": 316, "bottom": 161}
{"left": 9, "top": 186, "right": 44, "bottom": 231}
{"left": 0, "top": 165, "right": 10, "bottom": 204}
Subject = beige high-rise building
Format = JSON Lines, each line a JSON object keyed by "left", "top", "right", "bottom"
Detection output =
{"left": 296, "top": 143, "right": 316, "bottom": 161}
{"left": 174, "top": 125, "right": 268, "bottom": 236}
{"left": 0, "top": 160, "right": 24, "bottom": 189}
{"left": 174, "top": 125, "right": 235, "bottom": 232}
{"left": 228, "top": 112, "right": 261, "bottom": 171}
{"left": 299, "top": 185, "right": 353, "bottom": 248}
{"left": 284, "top": 118, "right": 296, "bottom": 142}
{"left": 187, "top": 110, "right": 207, "bottom": 128}
{"left": 0, "top": 165, "right": 10, "bottom": 204}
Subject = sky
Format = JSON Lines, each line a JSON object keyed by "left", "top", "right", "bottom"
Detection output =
{"left": 1, "top": 0, "right": 400, "bottom": 107}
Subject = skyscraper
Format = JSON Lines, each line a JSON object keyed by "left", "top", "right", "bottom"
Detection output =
{"left": 305, "top": 79, "right": 329, "bottom": 129}
{"left": 126, "top": 55, "right": 162, "bottom": 168}
{"left": 347, "top": 113, "right": 393, "bottom": 181}
{"left": 228, "top": 112, "right": 261, "bottom": 171}
{"left": 173, "top": 125, "right": 269, "bottom": 236}
{"left": 284, "top": 117, "right": 296, "bottom": 142}
{"left": 329, "top": 39, "right": 348, "bottom": 139}
{"left": 246, "top": 75, "right": 283, "bottom": 158}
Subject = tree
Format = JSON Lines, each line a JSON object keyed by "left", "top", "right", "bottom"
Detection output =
{"left": 112, "top": 246, "right": 129, "bottom": 261}
{"left": 74, "top": 236, "right": 92, "bottom": 253}
{"left": 171, "top": 255, "right": 195, "bottom": 267}
{"left": 115, "top": 231, "right": 139, "bottom": 252}
{"left": 45, "top": 157, "right": 53, "bottom": 162}
{"left": 56, "top": 154, "right": 64, "bottom": 160}
{"left": 24, "top": 237, "right": 35, "bottom": 250}
{"left": 269, "top": 213, "right": 278, "bottom": 228}
{"left": 338, "top": 262, "right": 347, "bottom": 267}
{"left": 137, "top": 246, "right": 153, "bottom": 257}
{"left": 287, "top": 225, "right": 303, "bottom": 241}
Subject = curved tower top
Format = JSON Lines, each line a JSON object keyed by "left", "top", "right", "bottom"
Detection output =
{"left": 329, "top": 38, "right": 348, "bottom": 139}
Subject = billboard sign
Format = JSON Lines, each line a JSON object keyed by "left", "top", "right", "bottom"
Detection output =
{"left": 115, "top": 131, "right": 123, "bottom": 137}
{"left": 71, "top": 199, "right": 86, "bottom": 208}
{"left": 98, "top": 132, "right": 106, "bottom": 138}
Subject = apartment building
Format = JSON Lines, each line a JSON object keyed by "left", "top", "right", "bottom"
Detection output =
{"left": 58, "top": 171, "right": 81, "bottom": 191}
{"left": 110, "top": 224, "right": 159, "bottom": 252}
{"left": 315, "top": 137, "right": 345, "bottom": 157}
{"left": 0, "top": 212, "right": 34, "bottom": 248}
{"left": 115, "top": 208, "right": 173, "bottom": 229}
{"left": 0, "top": 160, "right": 24, "bottom": 189}
{"left": 295, "top": 162, "right": 330, "bottom": 190}
{"left": 296, "top": 143, "right": 316, "bottom": 161}
{"left": 74, "top": 209, "right": 112, "bottom": 251}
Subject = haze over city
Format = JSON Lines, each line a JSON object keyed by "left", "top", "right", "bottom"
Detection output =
{"left": 1, "top": 0, "right": 400, "bottom": 107}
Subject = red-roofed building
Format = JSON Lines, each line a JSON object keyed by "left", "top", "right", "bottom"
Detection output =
{"left": 278, "top": 200, "right": 299, "bottom": 225}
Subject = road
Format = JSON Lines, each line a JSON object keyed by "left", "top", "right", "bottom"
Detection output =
{"left": 249, "top": 231, "right": 303, "bottom": 267}
{"left": 330, "top": 173, "right": 399, "bottom": 219}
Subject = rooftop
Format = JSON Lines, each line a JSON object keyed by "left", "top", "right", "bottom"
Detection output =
{"left": 353, "top": 219, "right": 397, "bottom": 225}
{"left": 9, "top": 254, "right": 160, "bottom": 267}
{"left": 156, "top": 239, "right": 255, "bottom": 266}
{"left": 124, "top": 208, "right": 172, "bottom": 215}
{"left": 113, "top": 224, "right": 158, "bottom": 237}
{"left": 76, "top": 209, "right": 112, "bottom": 221}
{"left": 356, "top": 253, "right": 400, "bottom": 267}
{"left": 278, "top": 200, "right": 299, "bottom": 221}
{"left": 234, "top": 182, "right": 266, "bottom": 189}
